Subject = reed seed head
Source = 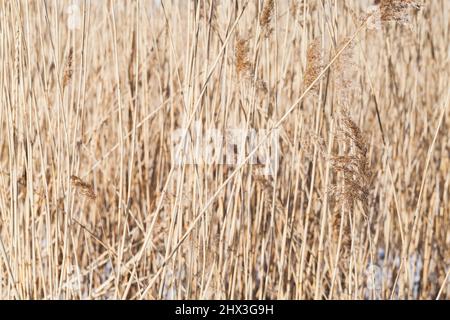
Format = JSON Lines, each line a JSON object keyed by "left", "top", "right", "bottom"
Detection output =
{"left": 71, "top": 175, "right": 96, "bottom": 200}
{"left": 260, "top": 0, "right": 274, "bottom": 36}
{"left": 235, "top": 36, "right": 252, "bottom": 79}
{"left": 380, "top": 0, "right": 421, "bottom": 24}
{"left": 303, "top": 39, "right": 323, "bottom": 94}
{"left": 63, "top": 47, "right": 73, "bottom": 88}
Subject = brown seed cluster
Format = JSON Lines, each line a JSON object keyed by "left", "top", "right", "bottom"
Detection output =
{"left": 235, "top": 37, "right": 252, "bottom": 79}
{"left": 303, "top": 39, "right": 323, "bottom": 94}
{"left": 333, "top": 113, "right": 372, "bottom": 211}
{"left": 329, "top": 110, "right": 372, "bottom": 257}
{"left": 260, "top": 0, "right": 274, "bottom": 36}
{"left": 380, "top": 0, "right": 421, "bottom": 24}
{"left": 327, "top": 39, "right": 372, "bottom": 258}
{"left": 71, "top": 175, "right": 96, "bottom": 200}
{"left": 63, "top": 47, "right": 73, "bottom": 88}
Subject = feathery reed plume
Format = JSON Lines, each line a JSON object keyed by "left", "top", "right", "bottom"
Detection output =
{"left": 260, "top": 0, "right": 274, "bottom": 36}
{"left": 235, "top": 36, "right": 252, "bottom": 79}
{"left": 334, "top": 37, "right": 357, "bottom": 106}
{"left": 329, "top": 110, "right": 372, "bottom": 258}
{"left": 71, "top": 175, "right": 96, "bottom": 200}
{"left": 380, "top": 0, "right": 421, "bottom": 24}
{"left": 350, "top": 5, "right": 382, "bottom": 31}
{"left": 333, "top": 111, "right": 372, "bottom": 212}
{"left": 63, "top": 47, "right": 73, "bottom": 88}
{"left": 328, "top": 36, "right": 372, "bottom": 261}
{"left": 303, "top": 39, "right": 324, "bottom": 95}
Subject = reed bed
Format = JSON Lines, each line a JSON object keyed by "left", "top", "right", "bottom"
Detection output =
{"left": 0, "top": 0, "right": 448, "bottom": 300}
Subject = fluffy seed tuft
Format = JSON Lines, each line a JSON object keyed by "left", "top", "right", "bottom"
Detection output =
{"left": 380, "top": 0, "right": 421, "bottom": 24}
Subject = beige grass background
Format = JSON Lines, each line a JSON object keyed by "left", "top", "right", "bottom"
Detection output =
{"left": 0, "top": 0, "right": 449, "bottom": 299}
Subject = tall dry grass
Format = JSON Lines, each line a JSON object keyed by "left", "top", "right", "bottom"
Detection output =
{"left": 0, "top": 0, "right": 449, "bottom": 300}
